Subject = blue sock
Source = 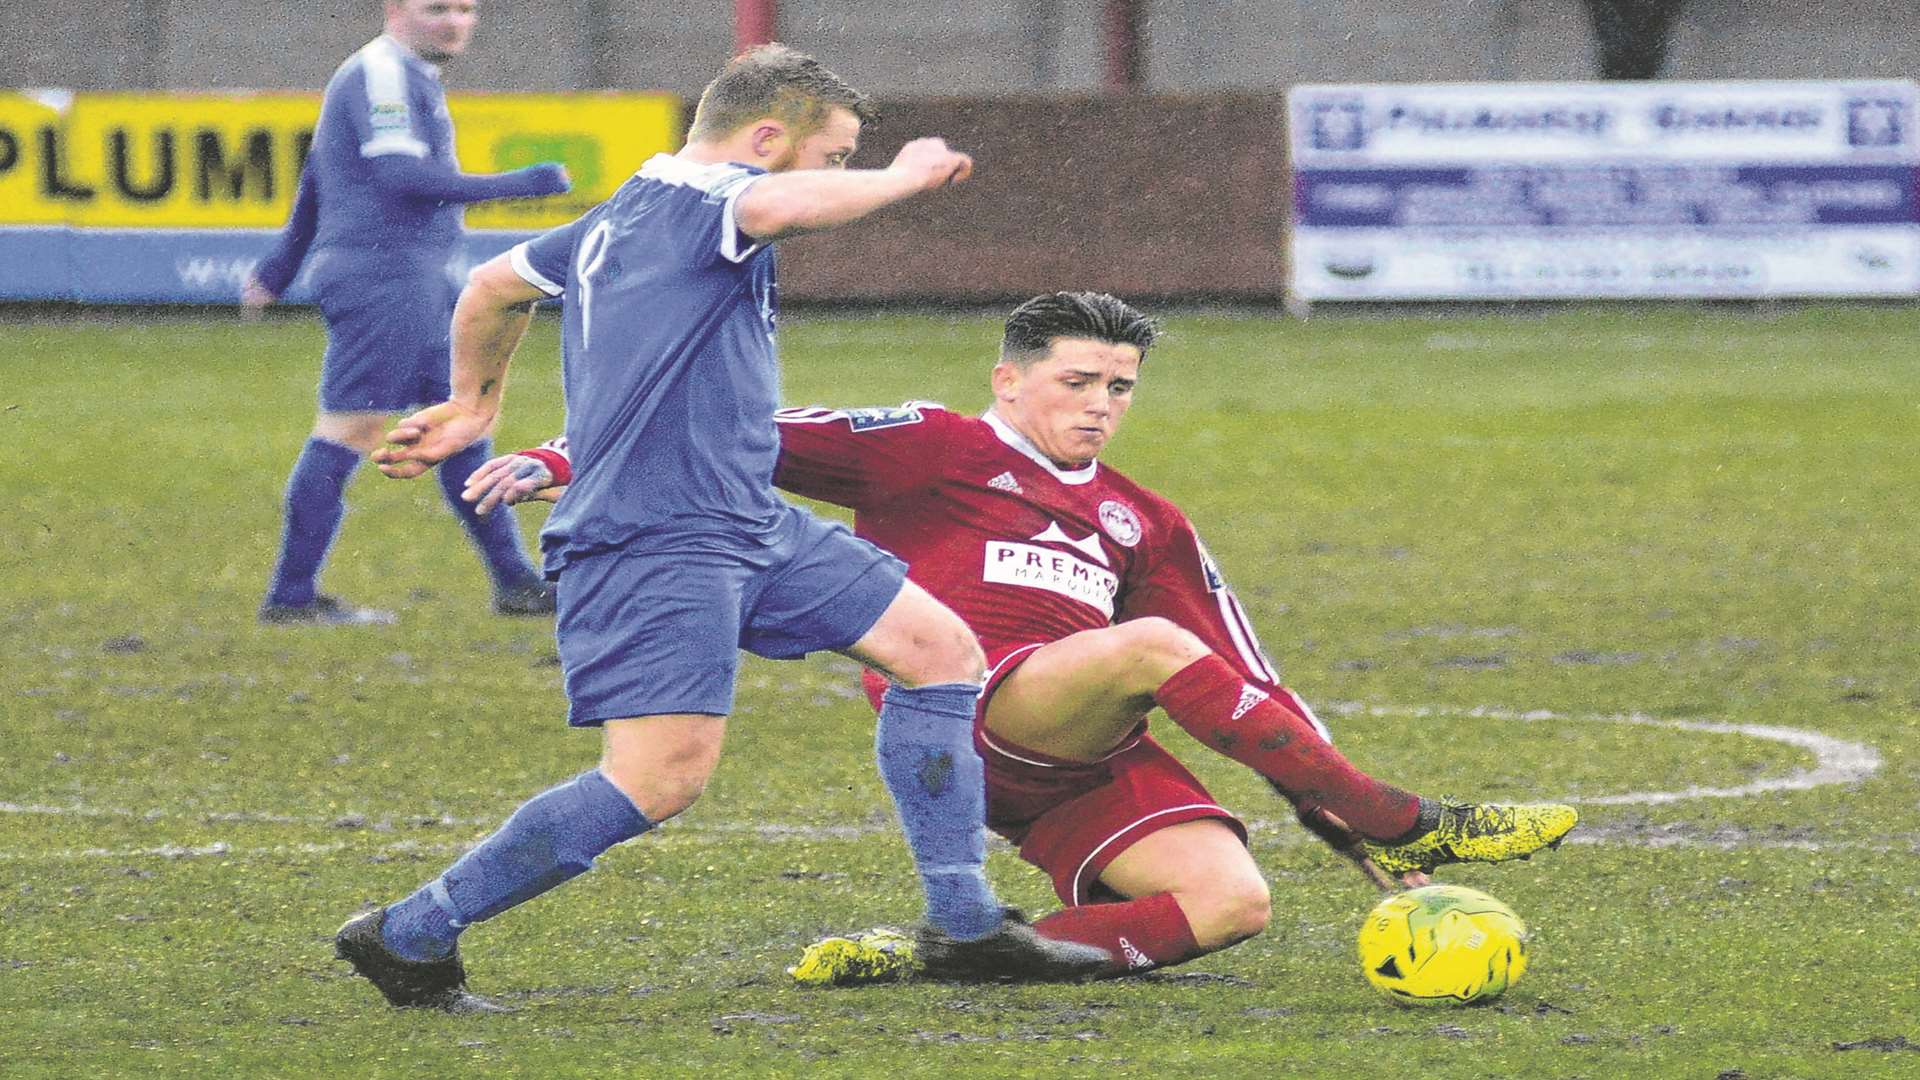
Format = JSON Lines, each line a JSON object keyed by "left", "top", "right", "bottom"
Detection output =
{"left": 874, "top": 682, "right": 1001, "bottom": 940}
{"left": 437, "top": 439, "right": 540, "bottom": 590}
{"left": 382, "top": 769, "right": 652, "bottom": 961}
{"left": 264, "top": 436, "right": 361, "bottom": 607}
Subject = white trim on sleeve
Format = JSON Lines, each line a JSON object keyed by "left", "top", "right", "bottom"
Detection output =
{"left": 508, "top": 243, "right": 564, "bottom": 296}
{"left": 356, "top": 37, "right": 428, "bottom": 159}
{"left": 718, "top": 178, "right": 765, "bottom": 264}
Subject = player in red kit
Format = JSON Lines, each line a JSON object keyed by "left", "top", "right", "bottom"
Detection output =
{"left": 467, "top": 292, "right": 1577, "bottom": 982}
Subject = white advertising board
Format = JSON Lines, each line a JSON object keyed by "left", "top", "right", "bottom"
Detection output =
{"left": 1288, "top": 81, "right": 1920, "bottom": 300}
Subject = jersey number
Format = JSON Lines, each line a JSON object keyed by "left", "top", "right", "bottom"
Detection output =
{"left": 575, "top": 220, "right": 613, "bottom": 351}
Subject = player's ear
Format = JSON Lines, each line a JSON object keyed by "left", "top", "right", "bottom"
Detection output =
{"left": 991, "top": 360, "right": 1021, "bottom": 402}
{"left": 748, "top": 121, "right": 790, "bottom": 162}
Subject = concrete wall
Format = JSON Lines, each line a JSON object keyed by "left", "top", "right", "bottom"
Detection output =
{"left": 777, "top": 94, "right": 1291, "bottom": 302}
{"left": 6, "top": 1, "right": 1916, "bottom": 96}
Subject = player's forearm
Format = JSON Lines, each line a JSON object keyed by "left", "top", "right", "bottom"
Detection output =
{"left": 449, "top": 288, "right": 533, "bottom": 417}
{"left": 369, "top": 156, "right": 562, "bottom": 205}
{"left": 735, "top": 167, "right": 925, "bottom": 240}
{"left": 449, "top": 255, "right": 554, "bottom": 416}
{"left": 252, "top": 168, "right": 319, "bottom": 294}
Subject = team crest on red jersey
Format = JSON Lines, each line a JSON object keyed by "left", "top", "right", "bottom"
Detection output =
{"left": 1098, "top": 500, "right": 1143, "bottom": 547}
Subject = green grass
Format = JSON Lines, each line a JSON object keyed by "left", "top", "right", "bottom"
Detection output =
{"left": 4, "top": 304, "right": 1918, "bottom": 1078}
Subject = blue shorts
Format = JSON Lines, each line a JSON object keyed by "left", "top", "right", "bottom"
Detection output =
{"left": 310, "top": 249, "right": 461, "bottom": 414}
{"left": 554, "top": 505, "right": 907, "bottom": 725}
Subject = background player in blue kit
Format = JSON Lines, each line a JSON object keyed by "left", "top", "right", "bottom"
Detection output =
{"left": 245, "top": 0, "right": 571, "bottom": 625}
{"left": 340, "top": 45, "right": 1111, "bottom": 1011}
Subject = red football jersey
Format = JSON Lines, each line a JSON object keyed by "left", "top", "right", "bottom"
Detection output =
{"left": 771, "top": 403, "right": 1286, "bottom": 693}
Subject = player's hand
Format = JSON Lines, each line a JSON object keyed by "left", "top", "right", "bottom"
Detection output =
{"left": 240, "top": 277, "right": 276, "bottom": 321}
{"left": 373, "top": 400, "right": 492, "bottom": 479}
{"left": 520, "top": 163, "right": 571, "bottom": 197}
{"left": 887, "top": 138, "right": 973, "bottom": 192}
{"left": 463, "top": 452, "right": 554, "bottom": 515}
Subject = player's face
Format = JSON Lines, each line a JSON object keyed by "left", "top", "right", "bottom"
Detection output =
{"left": 992, "top": 337, "right": 1141, "bottom": 469}
{"left": 769, "top": 107, "right": 862, "bottom": 172}
{"left": 387, "top": 0, "right": 478, "bottom": 62}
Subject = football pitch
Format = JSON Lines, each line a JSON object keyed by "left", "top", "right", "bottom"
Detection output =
{"left": 4, "top": 303, "right": 1917, "bottom": 1078}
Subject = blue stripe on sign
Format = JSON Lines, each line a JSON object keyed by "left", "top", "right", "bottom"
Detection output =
{"left": 1295, "top": 164, "right": 1919, "bottom": 229}
{"left": 0, "top": 228, "right": 539, "bottom": 304}
{"left": 0, "top": 227, "right": 77, "bottom": 301}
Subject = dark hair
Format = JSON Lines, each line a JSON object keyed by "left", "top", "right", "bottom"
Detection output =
{"left": 1000, "top": 292, "right": 1160, "bottom": 365}
{"left": 688, "top": 44, "right": 877, "bottom": 142}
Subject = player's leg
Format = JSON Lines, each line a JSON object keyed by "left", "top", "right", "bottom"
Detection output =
{"left": 791, "top": 731, "right": 1234, "bottom": 985}
{"left": 410, "top": 273, "right": 549, "bottom": 613}
{"left": 746, "top": 511, "right": 1104, "bottom": 977}
{"left": 370, "top": 711, "right": 715, "bottom": 959}
{"left": 1035, "top": 819, "right": 1269, "bottom": 973}
{"left": 261, "top": 408, "right": 394, "bottom": 623}
{"left": 340, "top": 546, "right": 741, "bottom": 1009}
{"left": 840, "top": 581, "right": 1002, "bottom": 938}
{"left": 264, "top": 258, "right": 408, "bottom": 623}
{"left": 990, "top": 617, "right": 1422, "bottom": 841}
{"left": 749, "top": 516, "right": 1000, "bottom": 935}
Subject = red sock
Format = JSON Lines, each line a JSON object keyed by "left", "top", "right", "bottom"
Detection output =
{"left": 1155, "top": 655, "right": 1420, "bottom": 840}
{"left": 1033, "top": 893, "right": 1203, "bottom": 977}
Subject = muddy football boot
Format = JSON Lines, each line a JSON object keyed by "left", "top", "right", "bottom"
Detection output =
{"left": 333, "top": 908, "right": 509, "bottom": 1014}
{"left": 260, "top": 594, "right": 396, "bottom": 626}
{"left": 1367, "top": 798, "right": 1578, "bottom": 876}
{"left": 916, "top": 909, "right": 1111, "bottom": 983}
{"left": 788, "top": 927, "right": 917, "bottom": 987}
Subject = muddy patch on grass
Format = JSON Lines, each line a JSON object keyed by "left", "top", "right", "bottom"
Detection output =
{"left": 1554, "top": 650, "right": 1645, "bottom": 666}
{"left": 1832, "top": 1035, "right": 1919, "bottom": 1052}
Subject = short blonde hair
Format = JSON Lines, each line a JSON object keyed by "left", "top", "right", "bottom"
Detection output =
{"left": 687, "top": 44, "right": 877, "bottom": 142}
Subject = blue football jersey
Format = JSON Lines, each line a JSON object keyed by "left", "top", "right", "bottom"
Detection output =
{"left": 308, "top": 35, "right": 464, "bottom": 253}
{"left": 510, "top": 153, "right": 784, "bottom": 572}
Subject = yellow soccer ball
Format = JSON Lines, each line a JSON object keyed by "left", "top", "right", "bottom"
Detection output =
{"left": 1357, "top": 884, "right": 1528, "bottom": 1006}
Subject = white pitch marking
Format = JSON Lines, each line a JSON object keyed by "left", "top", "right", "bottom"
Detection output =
{"left": 1, "top": 703, "right": 1883, "bottom": 860}
{"left": 1318, "top": 702, "right": 1882, "bottom": 806}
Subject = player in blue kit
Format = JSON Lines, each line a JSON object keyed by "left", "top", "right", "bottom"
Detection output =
{"left": 245, "top": 0, "right": 571, "bottom": 625}
{"left": 334, "top": 45, "right": 1111, "bottom": 1012}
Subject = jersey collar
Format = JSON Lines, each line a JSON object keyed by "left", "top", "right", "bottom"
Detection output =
{"left": 983, "top": 410, "right": 1099, "bottom": 486}
{"left": 378, "top": 34, "right": 441, "bottom": 79}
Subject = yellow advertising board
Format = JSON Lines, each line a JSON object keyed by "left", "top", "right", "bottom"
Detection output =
{"left": 0, "top": 90, "right": 679, "bottom": 229}
{"left": 0, "top": 91, "right": 71, "bottom": 226}
{"left": 454, "top": 93, "right": 681, "bottom": 230}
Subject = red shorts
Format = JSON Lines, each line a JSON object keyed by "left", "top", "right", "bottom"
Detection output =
{"left": 863, "top": 644, "right": 1247, "bottom": 906}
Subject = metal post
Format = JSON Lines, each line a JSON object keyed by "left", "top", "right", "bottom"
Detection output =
{"left": 135, "top": 0, "right": 169, "bottom": 89}
{"left": 736, "top": 0, "right": 779, "bottom": 52}
{"left": 1103, "top": 0, "right": 1144, "bottom": 93}
{"left": 584, "top": 0, "right": 614, "bottom": 89}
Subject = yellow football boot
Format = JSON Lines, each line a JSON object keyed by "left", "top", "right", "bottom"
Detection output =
{"left": 787, "top": 928, "right": 917, "bottom": 987}
{"left": 1367, "top": 799, "right": 1578, "bottom": 875}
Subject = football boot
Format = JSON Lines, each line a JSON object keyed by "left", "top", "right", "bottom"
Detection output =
{"left": 788, "top": 927, "right": 917, "bottom": 987}
{"left": 1366, "top": 798, "right": 1578, "bottom": 876}
{"left": 334, "top": 908, "right": 509, "bottom": 1013}
{"left": 916, "top": 908, "right": 1111, "bottom": 983}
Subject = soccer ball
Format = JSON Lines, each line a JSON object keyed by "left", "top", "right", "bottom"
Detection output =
{"left": 1357, "top": 884, "right": 1528, "bottom": 1006}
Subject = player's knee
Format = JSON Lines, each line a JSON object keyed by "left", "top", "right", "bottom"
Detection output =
{"left": 599, "top": 726, "right": 723, "bottom": 821}
{"left": 1116, "top": 617, "right": 1209, "bottom": 684}
{"left": 1185, "top": 876, "right": 1272, "bottom": 950}
{"left": 904, "top": 608, "right": 987, "bottom": 685}
{"left": 312, "top": 413, "right": 386, "bottom": 453}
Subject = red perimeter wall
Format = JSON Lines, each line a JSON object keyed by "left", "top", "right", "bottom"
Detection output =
{"left": 776, "top": 94, "right": 1291, "bottom": 303}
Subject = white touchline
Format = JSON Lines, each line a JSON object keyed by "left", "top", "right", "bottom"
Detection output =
{"left": 1317, "top": 702, "right": 1882, "bottom": 806}
{"left": 0, "top": 703, "right": 1884, "bottom": 859}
